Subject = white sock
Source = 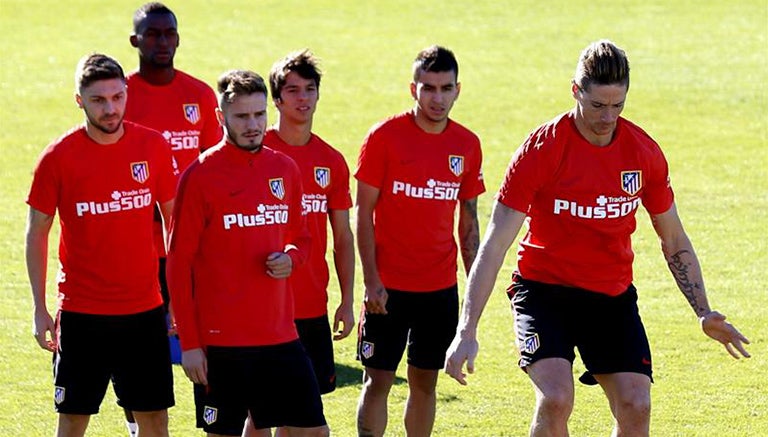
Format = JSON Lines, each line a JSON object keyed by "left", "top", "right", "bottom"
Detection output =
{"left": 126, "top": 420, "right": 138, "bottom": 437}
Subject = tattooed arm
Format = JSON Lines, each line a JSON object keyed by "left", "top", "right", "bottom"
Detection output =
{"left": 458, "top": 197, "right": 481, "bottom": 276}
{"left": 651, "top": 204, "right": 750, "bottom": 359}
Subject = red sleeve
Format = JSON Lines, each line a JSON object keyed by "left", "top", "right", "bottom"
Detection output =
{"left": 354, "top": 127, "right": 387, "bottom": 189}
{"left": 166, "top": 163, "right": 205, "bottom": 351}
{"left": 327, "top": 151, "right": 353, "bottom": 210}
{"left": 641, "top": 144, "right": 675, "bottom": 214}
{"left": 154, "top": 136, "right": 180, "bottom": 204}
{"left": 285, "top": 161, "right": 312, "bottom": 267}
{"left": 26, "top": 145, "right": 60, "bottom": 215}
{"left": 199, "top": 87, "right": 223, "bottom": 151}
{"left": 497, "top": 124, "right": 561, "bottom": 212}
{"left": 458, "top": 137, "right": 486, "bottom": 200}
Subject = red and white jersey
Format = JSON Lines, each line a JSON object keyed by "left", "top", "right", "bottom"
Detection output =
{"left": 355, "top": 111, "right": 485, "bottom": 291}
{"left": 125, "top": 69, "right": 223, "bottom": 256}
{"left": 498, "top": 112, "right": 675, "bottom": 295}
{"left": 265, "top": 130, "right": 352, "bottom": 319}
{"left": 26, "top": 122, "right": 178, "bottom": 314}
{"left": 167, "top": 142, "right": 311, "bottom": 350}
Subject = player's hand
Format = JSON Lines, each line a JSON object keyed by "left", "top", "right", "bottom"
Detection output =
{"left": 32, "top": 308, "right": 56, "bottom": 352}
{"left": 333, "top": 301, "right": 355, "bottom": 340}
{"left": 700, "top": 311, "right": 751, "bottom": 359}
{"left": 363, "top": 283, "right": 388, "bottom": 315}
{"left": 266, "top": 252, "right": 293, "bottom": 279}
{"left": 182, "top": 348, "right": 208, "bottom": 385}
{"left": 444, "top": 333, "right": 479, "bottom": 385}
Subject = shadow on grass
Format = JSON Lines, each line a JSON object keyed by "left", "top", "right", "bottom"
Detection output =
{"left": 336, "top": 363, "right": 408, "bottom": 388}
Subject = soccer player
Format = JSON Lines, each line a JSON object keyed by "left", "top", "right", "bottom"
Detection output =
{"left": 444, "top": 40, "right": 751, "bottom": 436}
{"left": 123, "top": 5, "right": 222, "bottom": 433}
{"left": 240, "top": 49, "right": 354, "bottom": 437}
{"left": 355, "top": 45, "right": 485, "bottom": 437}
{"left": 26, "top": 53, "right": 178, "bottom": 437}
{"left": 166, "top": 69, "right": 329, "bottom": 437}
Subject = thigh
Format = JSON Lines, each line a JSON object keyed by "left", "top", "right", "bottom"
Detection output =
{"left": 296, "top": 316, "right": 336, "bottom": 394}
{"left": 407, "top": 285, "right": 459, "bottom": 370}
{"left": 527, "top": 357, "right": 575, "bottom": 402}
{"left": 248, "top": 341, "right": 327, "bottom": 430}
{"left": 509, "top": 278, "right": 577, "bottom": 369}
{"left": 111, "top": 306, "right": 175, "bottom": 412}
{"left": 53, "top": 311, "right": 111, "bottom": 415}
{"left": 199, "top": 347, "right": 250, "bottom": 436}
{"left": 577, "top": 285, "right": 653, "bottom": 383}
{"left": 357, "top": 289, "right": 409, "bottom": 371}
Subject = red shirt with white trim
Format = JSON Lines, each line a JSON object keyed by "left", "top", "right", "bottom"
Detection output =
{"left": 167, "top": 142, "right": 311, "bottom": 350}
{"left": 355, "top": 111, "right": 485, "bottom": 291}
{"left": 265, "top": 130, "right": 353, "bottom": 319}
{"left": 125, "top": 69, "right": 223, "bottom": 256}
{"left": 26, "top": 122, "right": 178, "bottom": 314}
{"left": 497, "top": 112, "right": 675, "bottom": 295}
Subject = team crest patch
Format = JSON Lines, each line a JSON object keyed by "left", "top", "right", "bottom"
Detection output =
{"left": 314, "top": 167, "right": 330, "bottom": 189}
{"left": 183, "top": 104, "right": 201, "bottom": 124}
{"left": 361, "top": 341, "right": 374, "bottom": 359}
{"left": 203, "top": 406, "right": 218, "bottom": 425}
{"left": 621, "top": 170, "right": 642, "bottom": 196}
{"left": 521, "top": 334, "right": 540, "bottom": 354}
{"left": 54, "top": 386, "right": 65, "bottom": 404}
{"left": 269, "top": 178, "right": 285, "bottom": 200}
{"left": 131, "top": 161, "right": 149, "bottom": 183}
{"left": 449, "top": 155, "right": 464, "bottom": 177}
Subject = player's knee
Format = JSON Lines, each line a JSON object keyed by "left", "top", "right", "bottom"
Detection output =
{"left": 614, "top": 391, "right": 651, "bottom": 422}
{"left": 362, "top": 369, "right": 395, "bottom": 395}
{"left": 536, "top": 389, "right": 574, "bottom": 419}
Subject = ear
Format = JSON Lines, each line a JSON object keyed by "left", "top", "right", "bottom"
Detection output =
{"left": 410, "top": 82, "right": 417, "bottom": 100}
{"left": 455, "top": 82, "right": 461, "bottom": 100}
{"left": 215, "top": 107, "right": 225, "bottom": 127}
{"left": 130, "top": 34, "right": 139, "bottom": 48}
{"left": 571, "top": 82, "right": 581, "bottom": 99}
{"left": 75, "top": 93, "right": 83, "bottom": 109}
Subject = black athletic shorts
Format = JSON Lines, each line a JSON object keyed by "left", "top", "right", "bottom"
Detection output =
{"left": 357, "top": 284, "right": 458, "bottom": 371}
{"left": 509, "top": 276, "right": 653, "bottom": 385}
{"left": 296, "top": 315, "right": 336, "bottom": 394}
{"left": 52, "top": 306, "right": 174, "bottom": 414}
{"left": 194, "top": 340, "right": 326, "bottom": 435}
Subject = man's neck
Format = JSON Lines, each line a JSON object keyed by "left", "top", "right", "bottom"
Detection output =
{"left": 274, "top": 118, "right": 312, "bottom": 146}
{"left": 85, "top": 123, "right": 125, "bottom": 145}
{"left": 412, "top": 108, "right": 448, "bottom": 134}
{"left": 138, "top": 63, "right": 176, "bottom": 86}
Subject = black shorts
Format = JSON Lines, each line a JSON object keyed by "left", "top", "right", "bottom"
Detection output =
{"left": 53, "top": 306, "right": 174, "bottom": 414}
{"left": 509, "top": 276, "right": 653, "bottom": 384}
{"left": 357, "top": 284, "right": 458, "bottom": 371}
{"left": 296, "top": 315, "right": 336, "bottom": 394}
{"left": 194, "top": 340, "right": 326, "bottom": 435}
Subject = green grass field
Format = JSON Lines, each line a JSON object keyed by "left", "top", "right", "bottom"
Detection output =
{"left": 1, "top": 0, "right": 766, "bottom": 435}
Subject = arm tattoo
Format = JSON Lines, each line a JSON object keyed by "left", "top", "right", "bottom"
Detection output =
{"left": 667, "top": 249, "right": 707, "bottom": 315}
{"left": 459, "top": 199, "right": 480, "bottom": 275}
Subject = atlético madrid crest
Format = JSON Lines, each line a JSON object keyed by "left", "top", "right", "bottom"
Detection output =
{"left": 449, "top": 155, "right": 464, "bottom": 176}
{"left": 314, "top": 167, "right": 330, "bottom": 189}
{"left": 54, "top": 386, "right": 65, "bottom": 404}
{"left": 203, "top": 406, "right": 218, "bottom": 425}
{"left": 131, "top": 161, "right": 149, "bottom": 183}
{"left": 269, "top": 178, "right": 285, "bottom": 200}
{"left": 183, "top": 104, "right": 201, "bottom": 124}
{"left": 621, "top": 170, "right": 642, "bottom": 196}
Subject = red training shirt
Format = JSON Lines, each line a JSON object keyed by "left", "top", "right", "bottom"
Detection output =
{"left": 125, "top": 69, "right": 223, "bottom": 256}
{"left": 355, "top": 111, "right": 485, "bottom": 291}
{"left": 497, "top": 112, "right": 675, "bottom": 295}
{"left": 265, "top": 130, "right": 353, "bottom": 319}
{"left": 26, "top": 122, "right": 178, "bottom": 315}
{"left": 167, "top": 142, "right": 311, "bottom": 350}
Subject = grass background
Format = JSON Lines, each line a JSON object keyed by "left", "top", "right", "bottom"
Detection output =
{"left": 1, "top": 0, "right": 766, "bottom": 435}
